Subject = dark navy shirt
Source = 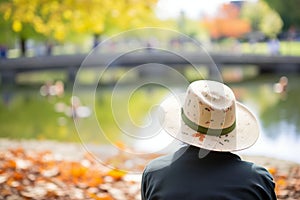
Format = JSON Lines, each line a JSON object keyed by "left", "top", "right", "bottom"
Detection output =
{"left": 142, "top": 145, "right": 276, "bottom": 200}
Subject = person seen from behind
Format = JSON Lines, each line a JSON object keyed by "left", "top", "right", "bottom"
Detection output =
{"left": 141, "top": 80, "right": 276, "bottom": 200}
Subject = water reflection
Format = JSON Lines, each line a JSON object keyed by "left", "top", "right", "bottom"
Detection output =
{"left": 126, "top": 75, "right": 300, "bottom": 163}
{"left": 241, "top": 121, "right": 300, "bottom": 163}
{"left": 1, "top": 74, "right": 300, "bottom": 163}
{"left": 232, "top": 75, "right": 300, "bottom": 163}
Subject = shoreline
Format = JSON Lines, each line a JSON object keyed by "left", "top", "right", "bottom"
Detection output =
{"left": 0, "top": 138, "right": 298, "bottom": 171}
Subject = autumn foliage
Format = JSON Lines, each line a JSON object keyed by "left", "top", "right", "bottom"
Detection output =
{"left": 202, "top": 3, "right": 251, "bottom": 39}
{"left": 0, "top": 148, "right": 145, "bottom": 200}
{"left": 268, "top": 166, "right": 300, "bottom": 199}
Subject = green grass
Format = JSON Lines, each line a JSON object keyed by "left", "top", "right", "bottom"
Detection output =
{"left": 279, "top": 41, "right": 300, "bottom": 55}
{"left": 240, "top": 41, "right": 300, "bottom": 55}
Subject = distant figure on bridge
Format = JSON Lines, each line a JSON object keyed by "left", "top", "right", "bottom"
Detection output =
{"left": 0, "top": 45, "right": 7, "bottom": 58}
{"left": 267, "top": 38, "right": 280, "bottom": 55}
{"left": 46, "top": 41, "right": 53, "bottom": 55}
{"left": 142, "top": 80, "right": 276, "bottom": 200}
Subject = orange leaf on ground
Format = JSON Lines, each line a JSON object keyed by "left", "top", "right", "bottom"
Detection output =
{"left": 107, "top": 170, "right": 126, "bottom": 180}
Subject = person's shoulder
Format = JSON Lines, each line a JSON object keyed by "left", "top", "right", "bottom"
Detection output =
{"left": 245, "top": 161, "right": 272, "bottom": 176}
{"left": 253, "top": 163, "right": 274, "bottom": 181}
{"left": 243, "top": 160, "right": 276, "bottom": 198}
{"left": 241, "top": 159, "right": 275, "bottom": 183}
{"left": 143, "top": 153, "right": 174, "bottom": 174}
{"left": 250, "top": 163, "right": 271, "bottom": 174}
{"left": 143, "top": 146, "right": 189, "bottom": 174}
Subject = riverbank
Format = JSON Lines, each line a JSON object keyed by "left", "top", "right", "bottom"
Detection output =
{"left": 0, "top": 138, "right": 299, "bottom": 199}
{"left": 0, "top": 138, "right": 297, "bottom": 170}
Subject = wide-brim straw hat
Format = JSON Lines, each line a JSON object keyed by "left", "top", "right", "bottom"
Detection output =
{"left": 160, "top": 80, "right": 259, "bottom": 152}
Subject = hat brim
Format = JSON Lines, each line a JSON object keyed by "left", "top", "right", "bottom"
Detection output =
{"left": 160, "top": 95, "right": 260, "bottom": 152}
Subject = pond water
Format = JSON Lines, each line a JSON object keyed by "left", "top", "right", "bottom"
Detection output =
{"left": 131, "top": 74, "right": 300, "bottom": 163}
{"left": 232, "top": 74, "right": 300, "bottom": 163}
{"left": 1, "top": 74, "right": 300, "bottom": 163}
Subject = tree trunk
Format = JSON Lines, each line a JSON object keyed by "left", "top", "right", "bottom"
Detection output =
{"left": 20, "top": 37, "right": 26, "bottom": 57}
{"left": 93, "top": 33, "right": 101, "bottom": 49}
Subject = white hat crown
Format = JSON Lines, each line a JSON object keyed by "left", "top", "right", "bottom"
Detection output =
{"left": 182, "top": 81, "right": 236, "bottom": 135}
{"left": 160, "top": 80, "right": 259, "bottom": 151}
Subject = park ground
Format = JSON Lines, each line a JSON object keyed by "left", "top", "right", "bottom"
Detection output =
{"left": 0, "top": 138, "right": 299, "bottom": 200}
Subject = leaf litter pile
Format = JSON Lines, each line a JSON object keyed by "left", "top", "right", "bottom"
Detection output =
{"left": 0, "top": 147, "right": 299, "bottom": 200}
{"left": 0, "top": 147, "right": 158, "bottom": 200}
{"left": 269, "top": 166, "right": 300, "bottom": 200}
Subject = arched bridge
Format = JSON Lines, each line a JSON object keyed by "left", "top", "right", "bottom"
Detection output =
{"left": 1, "top": 52, "right": 300, "bottom": 86}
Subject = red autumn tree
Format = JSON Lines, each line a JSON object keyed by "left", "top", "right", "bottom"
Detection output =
{"left": 202, "top": 3, "right": 251, "bottom": 39}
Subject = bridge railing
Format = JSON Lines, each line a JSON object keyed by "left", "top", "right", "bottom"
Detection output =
{"left": 1, "top": 52, "right": 300, "bottom": 86}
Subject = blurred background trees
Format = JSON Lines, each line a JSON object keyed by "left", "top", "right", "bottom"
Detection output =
{"left": 0, "top": 0, "right": 159, "bottom": 56}
{"left": 241, "top": 0, "right": 283, "bottom": 38}
{"left": 201, "top": 3, "right": 251, "bottom": 40}
{"left": 1, "top": 0, "right": 300, "bottom": 57}
{"left": 263, "top": 0, "right": 300, "bottom": 31}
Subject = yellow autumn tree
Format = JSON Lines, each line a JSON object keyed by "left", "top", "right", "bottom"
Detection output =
{"left": 0, "top": 0, "right": 159, "bottom": 56}
{"left": 241, "top": 0, "right": 283, "bottom": 38}
{"left": 69, "top": 0, "right": 159, "bottom": 48}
